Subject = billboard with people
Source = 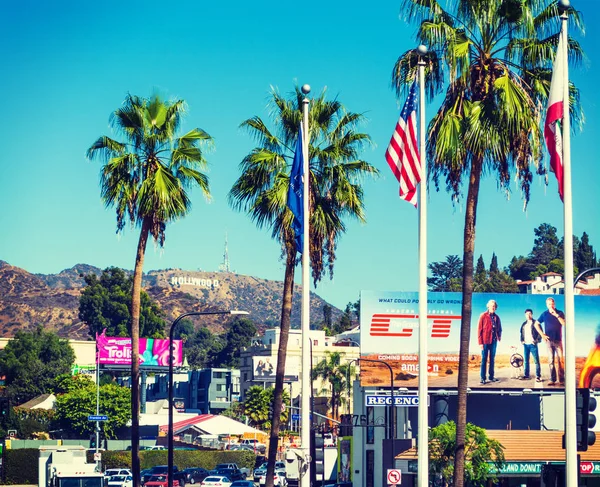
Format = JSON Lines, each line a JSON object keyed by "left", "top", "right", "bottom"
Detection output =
{"left": 252, "top": 356, "right": 299, "bottom": 382}
{"left": 359, "top": 291, "right": 600, "bottom": 390}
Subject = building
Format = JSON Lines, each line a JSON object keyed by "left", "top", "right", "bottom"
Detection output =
{"left": 239, "top": 328, "right": 360, "bottom": 417}
{"left": 516, "top": 270, "right": 600, "bottom": 295}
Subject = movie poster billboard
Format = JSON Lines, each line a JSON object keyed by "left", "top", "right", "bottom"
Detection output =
{"left": 360, "top": 291, "right": 600, "bottom": 390}
{"left": 338, "top": 437, "right": 352, "bottom": 483}
{"left": 252, "top": 356, "right": 300, "bottom": 382}
{"left": 96, "top": 330, "right": 183, "bottom": 367}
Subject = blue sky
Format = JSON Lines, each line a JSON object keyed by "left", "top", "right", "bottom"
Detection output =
{"left": 0, "top": 0, "right": 598, "bottom": 311}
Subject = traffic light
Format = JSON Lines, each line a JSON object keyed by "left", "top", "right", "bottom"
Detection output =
{"left": 0, "top": 398, "right": 9, "bottom": 419}
{"left": 577, "top": 388, "right": 597, "bottom": 451}
{"left": 313, "top": 432, "right": 325, "bottom": 475}
{"left": 339, "top": 414, "right": 353, "bottom": 437}
{"left": 89, "top": 433, "right": 97, "bottom": 449}
{"left": 268, "top": 400, "right": 274, "bottom": 421}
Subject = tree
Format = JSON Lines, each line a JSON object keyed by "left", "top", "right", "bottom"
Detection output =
{"left": 87, "top": 93, "right": 213, "bottom": 484}
{"left": 428, "top": 255, "right": 463, "bottom": 291}
{"left": 489, "top": 253, "right": 499, "bottom": 275}
{"left": 531, "top": 223, "right": 561, "bottom": 265}
{"left": 216, "top": 317, "right": 257, "bottom": 368}
{"left": 229, "top": 86, "right": 377, "bottom": 485}
{"left": 311, "top": 351, "right": 355, "bottom": 419}
{"left": 53, "top": 379, "right": 131, "bottom": 439}
{"left": 79, "top": 267, "right": 166, "bottom": 339}
{"left": 429, "top": 421, "right": 505, "bottom": 487}
{"left": 393, "top": 2, "right": 583, "bottom": 484}
{"left": 576, "top": 232, "right": 596, "bottom": 271}
{"left": 184, "top": 327, "right": 224, "bottom": 369}
{"left": 0, "top": 326, "right": 75, "bottom": 405}
{"left": 473, "top": 255, "right": 489, "bottom": 292}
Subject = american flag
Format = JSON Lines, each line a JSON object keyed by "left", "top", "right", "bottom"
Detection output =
{"left": 386, "top": 82, "right": 421, "bottom": 207}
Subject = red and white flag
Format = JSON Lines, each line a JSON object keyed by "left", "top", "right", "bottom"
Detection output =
{"left": 386, "top": 82, "right": 421, "bottom": 207}
{"left": 544, "top": 34, "right": 566, "bottom": 201}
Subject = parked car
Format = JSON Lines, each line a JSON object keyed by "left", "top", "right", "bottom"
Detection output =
{"left": 200, "top": 476, "right": 232, "bottom": 487}
{"left": 258, "top": 472, "right": 287, "bottom": 487}
{"left": 142, "top": 466, "right": 186, "bottom": 487}
{"left": 144, "top": 475, "right": 180, "bottom": 487}
{"left": 240, "top": 439, "right": 266, "bottom": 453}
{"left": 181, "top": 468, "right": 210, "bottom": 484}
{"left": 105, "top": 469, "right": 133, "bottom": 479}
{"left": 107, "top": 475, "right": 133, "bottom": 487}
{"left": 253, "top": 462, "right": 286, "bottom": 481}
{"left": 214, "top": 469, "right": 244, "bottom": 482}
{"left": 230, "top": 482, "right": 255, "bottom": 487}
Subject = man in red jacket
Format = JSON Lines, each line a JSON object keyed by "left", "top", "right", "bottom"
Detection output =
{"left": 478, "top": 299, "right": 502, "bottom": 384}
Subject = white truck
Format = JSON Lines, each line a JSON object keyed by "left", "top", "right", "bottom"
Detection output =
{"left": 39, "top": 445, "right": 104, "bottom": 487}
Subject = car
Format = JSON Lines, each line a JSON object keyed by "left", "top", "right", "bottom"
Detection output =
{"left": 258, "top": 472, "right": 287, "bottom": 487}
{"left": 181, "top": 468, "right": 210, "bottom": 484}
{"left": 142, "top": 466, "right": 186, "bottom": 487}
{"left": 144, "top": 475, "right": 181, "bottom": 487}
{"left": 240, "top": 439, "right": 266, "bottom": 452}
{"left": 230, "top": 482, "right": 255, "bottom": 487}
{"left": 200, "top": 476, "right": 232, "bottom": 487}
{"left": 105, "top": 469, "right": 133, "bottom": 479}
{"left": 107, "top": 475, "right": 133, "bottom": 487}
{"left": 254, "top": 461, "right": 286, "bottom": 480}
{"left": 213, "top": 469, "right": 244, "bottom": 482}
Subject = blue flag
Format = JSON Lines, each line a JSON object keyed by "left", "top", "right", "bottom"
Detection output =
{"left": 287, "top": 125, "right": 304, "bottom": 254}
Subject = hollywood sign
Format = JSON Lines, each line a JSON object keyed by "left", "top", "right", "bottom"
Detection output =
{"left": 170, "top": 276, "right": 220, "bottom": 289}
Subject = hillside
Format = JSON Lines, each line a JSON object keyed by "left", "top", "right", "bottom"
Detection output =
{"left": 0, "top": 260, "right": 341, "bottom": 340}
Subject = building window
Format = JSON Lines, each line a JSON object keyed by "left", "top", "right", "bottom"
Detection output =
{"left": 367, "top": 407, "right": 374, "bottom": 444}
{"left": 366, "top": 450, "right": 375, "bottom": 487}
{"left": 216, "top": 384, "right": 226, "bottom": 392}
{"left": 214, "top": 371, "right": 224, "bottom": 379}
{"left": 313, "top": 340, "right": 319, "bottom": 346}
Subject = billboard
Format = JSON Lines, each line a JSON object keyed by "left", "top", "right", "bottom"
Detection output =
{"left": 252, "top": 356, "right": 300, "bottom": 382}
{"left": 360, "top": 291, "right": 600, "bottom": 390}
{"left": 96, "top": 330, "right": 183, "bottom": 367}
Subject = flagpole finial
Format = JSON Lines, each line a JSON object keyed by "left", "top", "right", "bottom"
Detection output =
{"left": 417, "top": 45, "right": 428, "bottom": 56}
{"left": 558, "top": 0, "right": 570, "bottom": 12}
{"left": 301, "top": 84, "right": 311, "bottom": 95}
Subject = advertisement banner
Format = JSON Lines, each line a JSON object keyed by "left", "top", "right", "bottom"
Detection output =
{"left": 96, "top": 330, "right": 182, "bottom": 367}
{"left": 252, "top": 356, "right": 299, "bottom": 382}
{"left": 360, "top": 291, "right": 600, "bottom": 390}
{"left": 338, "top": 437, "right": 352, "bottom": 483}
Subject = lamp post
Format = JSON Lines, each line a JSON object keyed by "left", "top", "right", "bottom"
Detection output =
{"left": 345, "top": 358, "right": 396, "bottom": 458}
{"left": 168, "top": 310, "right": 249, "bottom": 487}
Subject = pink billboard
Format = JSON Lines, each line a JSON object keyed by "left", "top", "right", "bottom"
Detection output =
{"left": 96, "top": 330, "right": 183, "bottom": 367}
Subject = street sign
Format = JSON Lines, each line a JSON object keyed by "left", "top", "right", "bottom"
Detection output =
{"left": 88, "top": 415, "right": 108, "bottom": 421}
{"left": 387, "top": 468, "right": 402, "bottom": 485}
{"left": 93, "top": 452, "right": 102, "bottom": 461}
{"left": 292, "top": 414, "right": 300, "bottom": 421}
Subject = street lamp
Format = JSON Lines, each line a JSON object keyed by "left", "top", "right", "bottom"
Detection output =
{"left": 346, "top": 358, "right": 396, "bottom": 463}
{"left": 168, "top": 310, "right": 249, "bottom": 487}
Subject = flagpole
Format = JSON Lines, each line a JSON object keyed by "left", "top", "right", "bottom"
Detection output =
{"left": 558, "top": 2, "right": 576, "bottom": 485}
{"left": 416, "top": 45, "right": 429, "bottom": 487}
{"left": 300, "top": 83, "right": 312, "bottom": 487}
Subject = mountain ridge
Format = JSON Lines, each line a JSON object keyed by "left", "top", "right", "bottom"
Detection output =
{"left": 0, "top": 260, "right": 341, "bottom": 340}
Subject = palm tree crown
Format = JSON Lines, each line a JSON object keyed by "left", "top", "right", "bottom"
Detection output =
{"left": 87, "top": 93, "right": 213, "bottom": 243}
{"left": 229, "top": 86, "right": 378, "bottom": 284}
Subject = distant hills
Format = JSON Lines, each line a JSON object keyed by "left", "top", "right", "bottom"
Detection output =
{"left": 0, "top": 260, "right": 341, "bottom": 340}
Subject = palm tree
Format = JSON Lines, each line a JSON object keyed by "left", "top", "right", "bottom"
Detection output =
{"left": 229, "top": 86, "right": 377, "bottom": 486}
{"left": 392, "top": 1, "right": 583, "bottom": 485}
{"left": 312, "top": 351, "right": 356, "bottom": 420}
{"left": 87, "top": 93, "right": 213, "bottom": 485}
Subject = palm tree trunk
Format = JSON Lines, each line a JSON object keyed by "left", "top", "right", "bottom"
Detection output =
{"left": 131, "top": 218, "right": 151, "bottom": 487}
{"left": 453, "top": 157, "right": 483, "bottom": 487}
{"left": 266, "top": 242, "right": 296, "bottom": 487}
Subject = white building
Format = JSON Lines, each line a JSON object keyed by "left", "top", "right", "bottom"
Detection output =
{"left": 516, "top": 270, "right": 600, "bottom": 295}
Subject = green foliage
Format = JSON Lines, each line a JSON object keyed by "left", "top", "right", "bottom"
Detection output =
{"left": 79, "top": 267, "right": 166, "bottom": 339}
{"left": 428, "top": 255, "right": 463, "bottom": 292}
{"left": 215, "top": 317, "right": 258, "bottom": 368}
{"left": 2, "top": 449, "right": 256, "bottom": 483}
{"left": 311, "top": 351, "right": 355, "bottom": 419}
{"left": 184, "top": 327, "right": 225, "bottom": 369}
{"left": 242, "top": 385, "right": 289, "bottom": 429}
{"left": 221, "top": 401, "right": 246, "bottom": 423}
{"left": 53, "top": 380, "right": 131, "bottom": 438}
{"left": 530, "top": 223, "right": 561, "bottom": 265}
{"left": 429, "top": 421, "right": 505, "bottom": 486}
{"left": 0, "top": 326, "right": 76, "bottom": 404}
